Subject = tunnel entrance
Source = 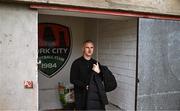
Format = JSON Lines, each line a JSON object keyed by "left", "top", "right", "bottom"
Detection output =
{"left": 37, "top": 8, "right": 138, "bottom": 110}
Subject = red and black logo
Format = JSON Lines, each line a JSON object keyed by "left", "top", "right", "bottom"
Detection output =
{"left": 38, "top": 23, "right": 71, "bottom": 78}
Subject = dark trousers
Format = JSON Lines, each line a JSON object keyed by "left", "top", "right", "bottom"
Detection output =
{"left": 86, "top": 100, "right": 105, "bottom": 110}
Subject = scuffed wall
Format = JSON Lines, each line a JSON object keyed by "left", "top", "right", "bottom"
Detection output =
{"left": 3, "top": 0, "right": 180, "bottom": 16}
{"left": 0, "top": 3, "right": 38, "bottom": 111}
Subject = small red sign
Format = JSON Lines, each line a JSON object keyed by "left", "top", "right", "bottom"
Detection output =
{"left": 24, "top": 81, "right": 33, "bottom": 89}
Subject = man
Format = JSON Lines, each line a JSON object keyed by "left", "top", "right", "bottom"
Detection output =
{"left": 70, "top": 40, "right": 108, "bottom": 110}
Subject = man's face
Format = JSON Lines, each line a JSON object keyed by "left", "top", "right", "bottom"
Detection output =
{"left": 83, "top": 42, "right": 94, "bottom": 57}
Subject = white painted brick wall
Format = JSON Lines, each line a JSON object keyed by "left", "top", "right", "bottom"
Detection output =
{"left": 98, "top": 19, "right": 137, "bottom": 110}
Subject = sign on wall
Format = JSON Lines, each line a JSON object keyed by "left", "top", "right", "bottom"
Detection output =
{"left": 38, "top": 23, "right": 71, "bottom": 78}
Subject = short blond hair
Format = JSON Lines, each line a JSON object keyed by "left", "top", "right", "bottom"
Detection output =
{"left": 83, "top": 40, "right": 94, "bottom": 46}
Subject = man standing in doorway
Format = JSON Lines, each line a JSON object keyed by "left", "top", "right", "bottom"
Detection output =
{"left": 70, "top": 40, "right": 108, "bottom": 110}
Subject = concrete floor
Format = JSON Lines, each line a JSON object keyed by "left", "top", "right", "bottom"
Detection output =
{"left": 106, "top": 103, "right": 123, "bottom": 111}
{"left": 42, "top": 103, "right": 123, "bottom": 111}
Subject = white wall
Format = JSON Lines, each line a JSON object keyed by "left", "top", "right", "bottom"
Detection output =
{"left": 98, "top": 19, "right": 137, "bottom": 110}
{"left": 84, "top": 18, "right": 98, "bottom": 59}
{"left": 38, "top": 15, "right": 86, "bottom": 110}
{"left": 0, "top": 3, "right": 38, "bottom": 110}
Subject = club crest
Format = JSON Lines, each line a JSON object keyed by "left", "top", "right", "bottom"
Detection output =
{"left": 38, "top": 23, "right": 71, "bottom": 78}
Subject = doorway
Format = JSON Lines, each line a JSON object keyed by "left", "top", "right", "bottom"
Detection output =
{"left": 38, "top": 9, "right": 138, "bottom": 110}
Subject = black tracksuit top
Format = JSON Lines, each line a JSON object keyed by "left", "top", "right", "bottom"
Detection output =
{"left": 70, "top": 56, "right": 107, "bottom": 110}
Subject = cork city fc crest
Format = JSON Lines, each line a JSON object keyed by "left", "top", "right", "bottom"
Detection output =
{"left": 38, "top": 23, "right": 71, "bottom": 78}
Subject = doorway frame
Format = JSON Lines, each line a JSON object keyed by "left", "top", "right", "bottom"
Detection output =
{"left": 30, "top": 4, "right": 180, "bottom": 111}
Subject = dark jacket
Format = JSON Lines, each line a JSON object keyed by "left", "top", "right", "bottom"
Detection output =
{"left": 70, "top": 57, "right": 115, "bottom": 110}
{"left": 101, "top": 66, "right": 117, "bottom": 92}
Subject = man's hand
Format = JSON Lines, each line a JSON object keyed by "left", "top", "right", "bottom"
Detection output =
{"left": 86, "top": 85, "right": 89, "bottom": 90}
{"left": 92, "top": 62, "right": 100, "bottom": 74}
